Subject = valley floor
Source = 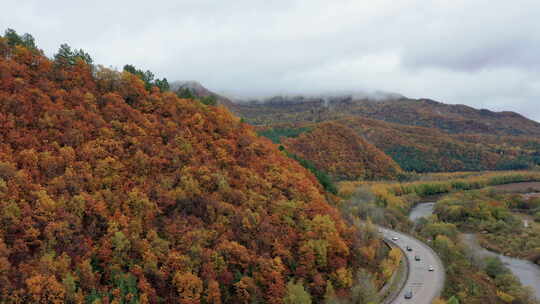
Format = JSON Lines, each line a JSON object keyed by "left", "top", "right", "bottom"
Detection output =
{"left": 341, "top": 171, "right": 540, "bottom": 304}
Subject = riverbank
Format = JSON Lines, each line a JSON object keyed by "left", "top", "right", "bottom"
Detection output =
{"left": 490, "top": 181, "right": 540, "bottom": 192}
{"left": 410, "top": 200, "right": 540, "bottom": 301}
{"left": 340, "top": 172, "right": 540, "bottom": 303}
{"left": 463, "top": 233, "right": 540, "bottom": 300}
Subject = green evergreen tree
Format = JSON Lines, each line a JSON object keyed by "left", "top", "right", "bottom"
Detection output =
{"left": 123, "top": 64, "right": 169, "bottom": 92}
{"left": 3, "top": 28, "right": 38, "bottom": 50}
{"left": 54, "top": 43, "right": 92, "bottom": 66}
{"left": 176, "top": 88, "right": 196, "bottom": 99}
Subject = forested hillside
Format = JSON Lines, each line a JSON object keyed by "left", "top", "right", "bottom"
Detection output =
{"left": 280, "top": 122, "right": 402, "bottom": 180}
{"left": 0, "top": 30, "right": 388, "bottom": 303}
{"left": 232, "top": 95, "right": 540, "bottom": 136}
{"left": 171, "top": 81, "right": 235, "bottom": 108}
{"left": 229, "top": 95, "right": 540, "bottom": 173}
{"left": 336, "top": 117, "right": 540, "bottom": 172}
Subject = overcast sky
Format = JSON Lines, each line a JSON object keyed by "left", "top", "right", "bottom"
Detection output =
{"left": 3, "top": 0, "right": 540, "bottom": 121}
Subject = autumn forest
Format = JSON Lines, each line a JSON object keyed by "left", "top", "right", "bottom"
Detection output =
{"left": 1, "top": 28, "right": 540, "bottom": 304}
{"left": 0, "top": 30, "right": 392, "bottom": 303}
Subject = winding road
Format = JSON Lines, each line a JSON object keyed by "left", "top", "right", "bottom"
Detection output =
{"left": 380, "top": 227, "right": 445, "bottom": 304}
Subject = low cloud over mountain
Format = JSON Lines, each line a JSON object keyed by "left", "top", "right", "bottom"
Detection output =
{"left": 3, "top": 0, "right": 539, "bottom": 121}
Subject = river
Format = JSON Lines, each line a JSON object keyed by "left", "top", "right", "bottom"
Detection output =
{"left": 462, "top": 233, "right": 540, "bottom": 300}
{"left": 409, "top": 201, "right": 540, "bottom": 300}
{"left": 409, "top": 202, "right": 436, "bottom": 221}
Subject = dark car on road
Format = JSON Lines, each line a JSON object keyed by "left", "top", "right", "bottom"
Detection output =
{"left": 414, "top": 255, "right": 421, "bottom": 261}
{"left": 404, "top": 290, "right": 413, "bottom": 299}
{"left": 406, "top": 245, "right": 412, "bottom": 251}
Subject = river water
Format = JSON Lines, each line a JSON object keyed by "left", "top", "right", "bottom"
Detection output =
{"left": 409, "top": 202, "right": 540, "bottom": 299}
{"left": 462, "top": 234, "right": 540, "bottom": 300}
{"left": 409, "top": 202, "right": 436, "bottom": 221}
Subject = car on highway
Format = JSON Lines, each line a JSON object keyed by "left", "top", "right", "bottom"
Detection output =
{"left": 391, "top": 236, "right": 399, "bottom": 241}
{"left": 404, "top": 290, "right": 413, "bottom": 299}
{"left": 414, "top": 255, "right": 421, "bottom": 261}
{"left": 406, "top": 245, "right": 412, "bottom": 251}
{"left": 428, "top": 265, "right": 434, "bottom": 271}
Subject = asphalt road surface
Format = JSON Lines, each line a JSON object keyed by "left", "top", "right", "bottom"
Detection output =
{"left": 380, "top": 227, "right": 445, "bottom": 304}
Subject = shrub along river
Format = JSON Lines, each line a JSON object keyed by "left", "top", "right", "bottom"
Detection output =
{"left": 409, "top": 201, "right": 540, "bottom": 300}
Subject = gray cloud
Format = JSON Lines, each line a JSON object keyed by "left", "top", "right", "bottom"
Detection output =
{"left": 2, "top": 0, "right": 540, "bottom": 121}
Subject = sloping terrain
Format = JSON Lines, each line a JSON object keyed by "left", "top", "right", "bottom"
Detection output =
{"left": 0, "top": 34, "right": 387, "bottom": 303}
{"left": 232, "top": 95, "right": 540, "bottom": 136}
{"left": 336, "top": 117, "right": 520, "bottom": 172}
{"left": 334, "top": 97, "right": 540, "bottom": 136}
{"left": 281, "top": 122, "right": 402, "bottom": 180}
{"left": 228, "top": 95, "right": 540, "bottom": 173}
{"left": 171, "top": 80, "right": 235, "bottom": 107}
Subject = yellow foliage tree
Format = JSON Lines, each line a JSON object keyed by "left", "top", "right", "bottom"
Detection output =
{"left": 173, "top": 272, "right": 203, "bottom": 304}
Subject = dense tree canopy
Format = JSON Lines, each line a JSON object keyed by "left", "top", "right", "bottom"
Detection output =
{"left": 281, "top": 122, "right": 403, "bottom": 181}
{"left": 0, "top": 31, "right": 385, "bottom": 303}
{"left": 229, "top": 96, "right": 540, "bottom": 173}
{"left": 123, "top": 64, "right": 169, "bottom": 92}
{"left": 3, "top": 28, "right": 38, "bottom": 51}
{"left": 54, "top": 43, "right": 93, "bottom": 67}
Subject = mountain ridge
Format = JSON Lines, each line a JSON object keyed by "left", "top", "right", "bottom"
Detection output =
{"left": 181, "top": 83, "right": 540, "bottom": 173}
{"left": 169, "top": 81, "right": 540, "bottom": 132}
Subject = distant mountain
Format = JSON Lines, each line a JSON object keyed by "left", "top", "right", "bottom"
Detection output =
{"left": 163, "top": 83, "right": 540, "bottom": 174}
{"left": 224, "top": 93, "right": 540, "bottom": 173}
{"left": 170, "top": 80, "right": 235, "bottom": 107}
{"left": 230, "top": 94, "right": 540, "bottom": 136}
